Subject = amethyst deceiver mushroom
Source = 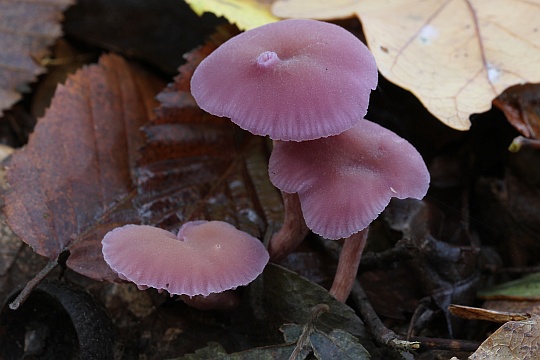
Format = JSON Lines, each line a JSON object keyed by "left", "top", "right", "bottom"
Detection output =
{"left": 102, "top": 221, "right": 269, "bottom": 298}
{"left": 190, "top": 19, "right": 378, "bottom": 141}
{"left": 268, "top": 119, "right": 430, "bottom": 301}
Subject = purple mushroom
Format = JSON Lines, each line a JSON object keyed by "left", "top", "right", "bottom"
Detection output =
{"left": 189, "top": 19, "right": 428, "bottom": 302}
{"left": 102, "top": 221, "right": 269, "bottom": 298}
{"left": 269, "top": 119, "right": 430, "bottom": 301}
{"left": 190, "top": 18, "right": 378, "bottom": 141}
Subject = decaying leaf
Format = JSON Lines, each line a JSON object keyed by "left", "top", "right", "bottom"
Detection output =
{"left": 0, "top": 0, "right": 73, "bottom": 116}
{"left": 136, "top": 25, "right": 283, "bottom": 238}
{"left": 272, "top": 0, "right": 540, "bottom": 130}
{"left": 448, "top": 304, "right": 529, "bottom": 323}
{"left": 4, "top": 54, "right": 164, "bottom": 281}
{"left": 173, "top": 264, "right": 377, "bottom": 360}
{"left": 310, "top": 329, "right": 370, "bottom": 360}
{"left": 176, "top": 341, "right": 298, "bottom": 360}
{"left": 468, "top": 314, "right": 540, "bottom": 359}
{"left": 185, "top": 0, "right": 279, "bottom": 30}
{"left": 493, "top": 83, "right": 540, "bottom": 139}
{"left": 248, "top": 264, "right": 376, "bottom": 355}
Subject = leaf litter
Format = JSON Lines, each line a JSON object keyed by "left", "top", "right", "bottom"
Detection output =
{"left": 2, "top": 2, "right": 540, "bottom": 359}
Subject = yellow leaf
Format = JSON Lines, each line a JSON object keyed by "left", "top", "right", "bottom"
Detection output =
{"left": 272, "top": 0, "right": 356, "bottom": 20}
{"left": 272, "top": 0, "right": 540, "bottom": 131}
{"left": 186, "top": 0, "right": 280, "bottom": 30}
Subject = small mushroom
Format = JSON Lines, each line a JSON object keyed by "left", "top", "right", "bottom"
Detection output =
{"left": 102, "top": 221, "right": 269, "bottom": 298}
{"left": 268, "top": 119, "right": 430, "bottom": 301}
{"left": 190, "top": 19, "right": 378, "bottom": 141}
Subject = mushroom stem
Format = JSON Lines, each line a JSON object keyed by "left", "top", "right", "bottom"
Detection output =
{"left": 329, "top": 228, "right": 369, "bottom": 302}
{"left": 268, "top": 191, "right": 309, "bottom": 262}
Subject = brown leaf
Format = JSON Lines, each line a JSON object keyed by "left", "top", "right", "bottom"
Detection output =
{"left": 0, "top": 0, "right": 73, "bottom": 116}
{"left": 469, "top": 314, "right": 540, "bottom": 359}
{"left": 493, "top": 84, "right": 540, "bottom": 139}
{"left": 4, "top": 54, "right": 164, "bottom": 281}
{"left": 136, "top": 25, "right": 283, "bottom": 238}
{"left": 448, "top": 304, "right": 529, "bottom": 324}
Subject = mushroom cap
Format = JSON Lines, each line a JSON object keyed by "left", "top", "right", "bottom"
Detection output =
{"left": 268, "top": 119, "right": 430, "bottom": 239}
{"left": 191, "top": 19, "right": 378, "bottom": 141}
{"left": 102, "top": 221, "right": 269, "bottom": 297}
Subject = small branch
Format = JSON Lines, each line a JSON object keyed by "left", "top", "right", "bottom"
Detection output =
{"left": 9, "top": 259, "right": 59, "bottom": 310}
{"left": 358, "top": 238, "right": 416, "bottom": 271}
{"left": 401, "top": 335, "right": 480, "bottom": 352}
{"left": 350, "top": 281, "right": 420, "bottom": 351}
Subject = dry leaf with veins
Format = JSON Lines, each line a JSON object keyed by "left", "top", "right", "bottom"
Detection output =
{"left": 468, "top": 315, "right": 540, "bottom": 359}
{"left": 4, "top": 54, "right": 164, "bottom": 281}
{"left": 272, "top": 0, "right": 540, "bottom": 130}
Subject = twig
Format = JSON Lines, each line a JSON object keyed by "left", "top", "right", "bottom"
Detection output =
{"left": 350, "top": 281, "right": 420, "bottom": 351}
{"left": 358, "top": 238, "right": 417, "bottom": 271}
{"left": 9, "top": 259, "right": 59, "bottom": 310}
{"left": 401, "top": 335, "right": 480, "bottom": 352}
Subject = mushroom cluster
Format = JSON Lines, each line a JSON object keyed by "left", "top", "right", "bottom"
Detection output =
{"left": 191, "top": 19, "right": 430, "bottom": 302}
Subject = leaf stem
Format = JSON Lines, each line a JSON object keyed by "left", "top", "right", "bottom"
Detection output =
{"left": 9, "top": 259, "right": 59, "bottom": 310}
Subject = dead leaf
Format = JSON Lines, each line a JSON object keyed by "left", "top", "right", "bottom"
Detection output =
{"left": 468, "top": 314, "right": 540, "bottom": 359}
{"left": 30, "top": 39, "right": 94, "bottom": 119}
{"left": 136, "top": 25, "right": 283, "bottom": 238}
{"left": 493, "top": 84, "right": 540, "bottom": 139}
{"left": 271, "top": 0, "right": 540, "bottom": 131}
{"left": 4, "top": 54, "right": 164, "bottom": 281}
{"left": 186, "top": 0, "right": 279, "bottom": 30}
{"left": 448, "top": 304, "right": 529, "bottom": 323}
{"left": 0, "top": 0, "right": 73, "bottom": 116}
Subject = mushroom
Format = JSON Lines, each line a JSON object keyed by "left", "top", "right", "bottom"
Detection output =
{"left": 190, "top": 18, "right": 378, "bottom": 142}
{"left": 101, "top": 221, "right": 269, "bottom": 299}
{"left": 268, "top": 119, "right": 430, "bottom": 301}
